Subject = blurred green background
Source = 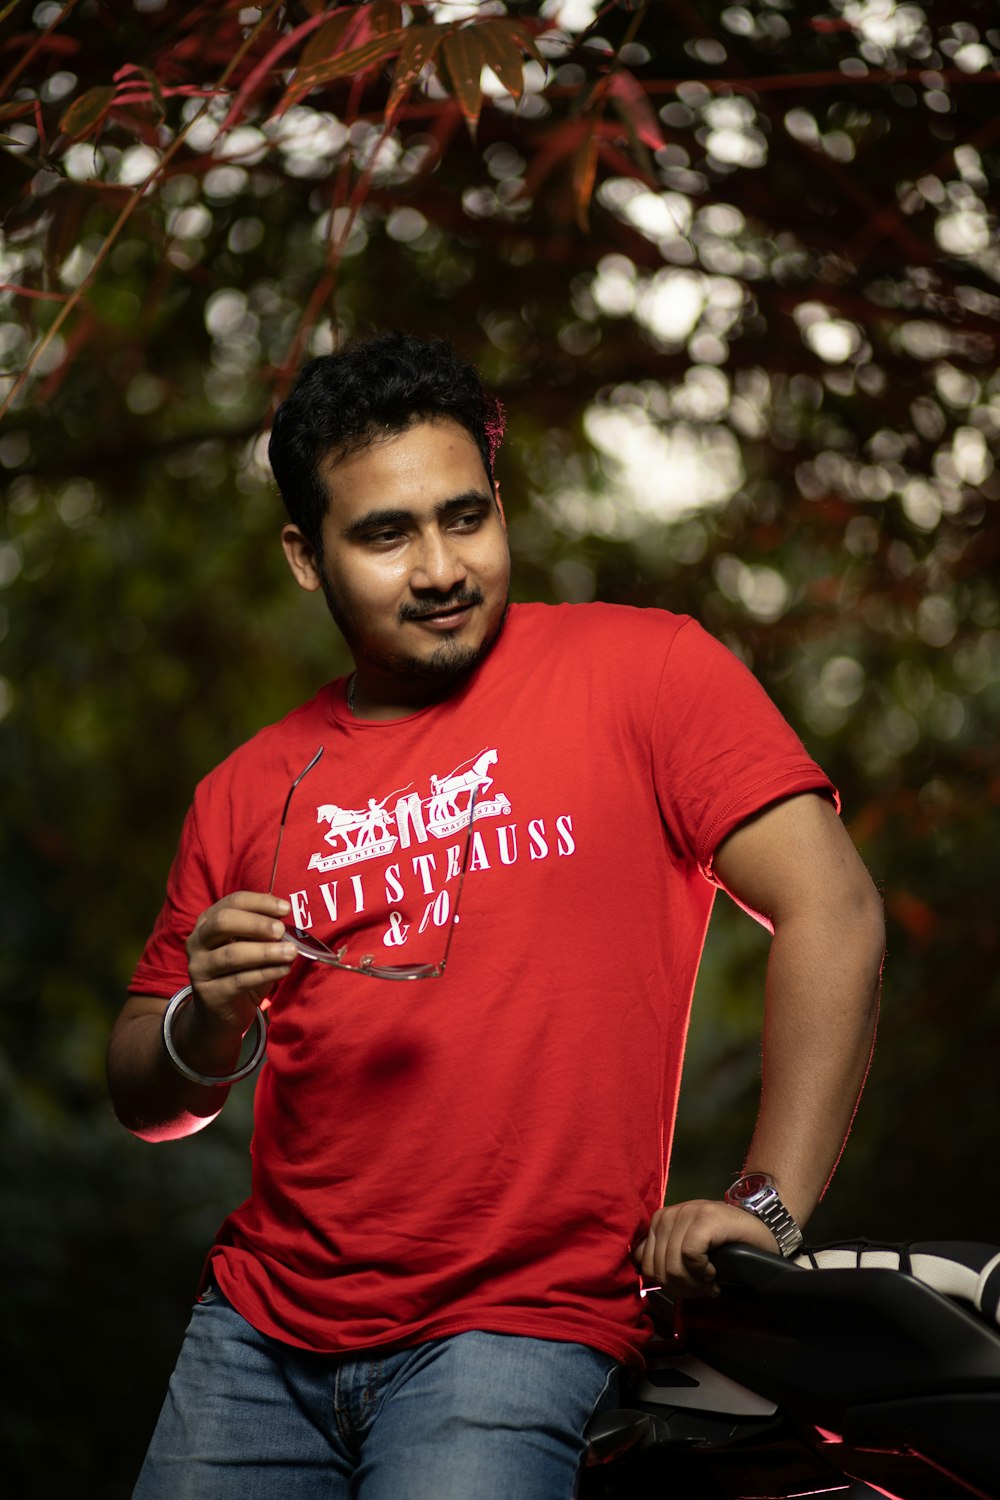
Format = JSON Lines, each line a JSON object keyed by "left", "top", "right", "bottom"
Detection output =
{"left": 2, "top": 0, "right": 999, "bottom": 1490}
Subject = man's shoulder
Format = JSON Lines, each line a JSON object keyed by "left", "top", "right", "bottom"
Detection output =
{"left": 502, "top": 601, "right": 700, "bottom": 683}
{"left": 500, "top": 604, "right": 748, "bottom": 703}
{"left": 192, "top": 682, "right": 340, "bottom": 802}
{"left": 508, "top": 599, "right": 694, "bottom": 649}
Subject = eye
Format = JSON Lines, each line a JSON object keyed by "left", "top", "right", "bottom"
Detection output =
{"left": 365, "top": 527, "right": 406, "bottom": 546}
{"left": 451, "top": 509, "right": 485, "bottom": 532}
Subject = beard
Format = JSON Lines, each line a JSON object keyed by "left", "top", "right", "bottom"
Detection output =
{"left": 319, "top": 576, "right": 509, "bottom": 684}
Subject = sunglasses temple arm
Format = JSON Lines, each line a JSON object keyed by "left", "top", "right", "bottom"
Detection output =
{"left": 439, "top": 786, "right": 479, "bottom": 972}
{"left": 268, "top": 746, "right": 325, "bottom": 896}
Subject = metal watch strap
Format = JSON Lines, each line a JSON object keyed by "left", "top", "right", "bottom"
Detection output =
{"left": 752, "top": 1194, "right": 803, "bottom": 1258}
{"left": 725, "top": 1172, "right": 804, "bottom": 1258}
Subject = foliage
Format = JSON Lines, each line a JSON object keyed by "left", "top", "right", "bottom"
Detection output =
{"left": 2, "top": 0, "right": 1000, "bottom": 1490}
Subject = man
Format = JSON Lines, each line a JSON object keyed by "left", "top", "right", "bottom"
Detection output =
{"left": 108, "top": 331, "right": 884, "bottom": 1499}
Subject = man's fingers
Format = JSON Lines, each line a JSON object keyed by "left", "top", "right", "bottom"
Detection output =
{"left": 193, "top": 900, "right": 293, "bottom": 952}
{"left": 638, "top": 1201, "right": 740, "bottom": 1297}
{"left": 680, "top": 1240, "right": 715, "bottom": 1276}
{"left": 190, "top": 942, "right": 293, "bottom": 978}
{"left": 200, "top": 963, "right": 294, "bottom": 998}
{"left": 223, "top": 891, "right": 292, "bottom": 916}
{"left": 190, "top": 942, "right": 297, "bottom": 1002}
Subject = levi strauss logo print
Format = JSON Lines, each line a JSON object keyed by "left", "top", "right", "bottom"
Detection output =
{"left": 284, "top": 748, "right": 576, "bottom": 950}
{"left": 307, "top": 750, "right": 508, "bottom": 871}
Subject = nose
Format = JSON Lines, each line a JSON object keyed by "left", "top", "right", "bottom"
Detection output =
{"left": 409, "top": 527, "right": 468, "bottom": 595}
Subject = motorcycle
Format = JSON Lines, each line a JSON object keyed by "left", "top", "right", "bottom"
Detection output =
{"left": 583, "top": 1238, "right": 1000, "bottom": 1499}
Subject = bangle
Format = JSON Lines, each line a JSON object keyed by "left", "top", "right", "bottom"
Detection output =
{"left": 162, "top": 985, "right": 268, "bottom": 1086}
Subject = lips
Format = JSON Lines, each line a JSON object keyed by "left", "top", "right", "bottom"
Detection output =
{"left": 411, "top": 604, "right": 475, "bottom": 630}
{"left": 400, "top": 591, "right": 483, "bottom": 628}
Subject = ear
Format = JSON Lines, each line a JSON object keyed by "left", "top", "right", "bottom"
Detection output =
{"left": 281, "top": 524, "right": 323, "bottom": 593}
{"left": 493, "top": 481, "right": 506, "bottom": 529}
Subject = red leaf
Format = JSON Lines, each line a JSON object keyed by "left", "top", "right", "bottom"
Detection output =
{"left": 606, "top": 70, "right": 665, "bottom": 151}
{"left": 274, "top": 10, "right": 363, "bottom": 113}
{"left": 368, "top": 1, "right": 403, "bottom": 35}
{"left": 45, "top": 182, "right": 89, "bottom": 285}
{"left": 439, "top": 26, "right": 488, "bottom": 136}
{"left": 573, "top": 121, "right": 600, "bottom": 233}
{"left": 292, "top": 28, "right": 408, "bottom": 94}
{"left": 112, "top": 64, "right": 166, "bottom": 121}
{"left": 59, "top": 85, "right": 115, "bottom": 140}
{"left": 503, "top": 19, "right": 546, "bottom": 68}
{"left": 220, "top": 10, "right": 335, "bottom": 132}
{"left": 0, "top": 100, "right": 34, "bottom": 122}
{"left": 475, "top": 19, "right": 534, "bottom": 102}
{"left": 298, "top": 12, "right": 361, "bottom": 73}
{"left": 518, "top": 116, "right": 589, "bottom": 201}
{"left": 386, "top": 26, "right": 443, "bottom": 118}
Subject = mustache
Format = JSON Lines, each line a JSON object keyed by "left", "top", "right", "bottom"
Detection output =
{"left": 398, "top": 588, "right": 484, "bottom": 623}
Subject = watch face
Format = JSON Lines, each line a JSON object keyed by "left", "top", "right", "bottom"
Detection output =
{"left": 729, "top": 1172, "right": 772, "bottom": 1204}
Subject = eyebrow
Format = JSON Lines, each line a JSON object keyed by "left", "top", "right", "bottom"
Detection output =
{"left": 342, "top": 490, "right": 494, "bottom": 541}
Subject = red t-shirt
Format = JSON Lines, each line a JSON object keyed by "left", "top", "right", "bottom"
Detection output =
{"left": 131, "top": 603, "right": 835, "bottom": 1365}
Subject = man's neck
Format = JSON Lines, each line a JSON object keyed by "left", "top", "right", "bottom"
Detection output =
{"left": 347, "top": 670, "right": 463, "bottom": 722}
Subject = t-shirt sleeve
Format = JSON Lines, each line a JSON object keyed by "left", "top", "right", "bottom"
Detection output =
{"left": 128, "top": 796, "right": 219, "bottom": 997}
{"left": 651, "top": 618, "right": 838, "bottom": 881}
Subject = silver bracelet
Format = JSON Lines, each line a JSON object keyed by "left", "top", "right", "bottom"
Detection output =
{"left": 162, "top": 985, "right": 268, "bottom": 1086}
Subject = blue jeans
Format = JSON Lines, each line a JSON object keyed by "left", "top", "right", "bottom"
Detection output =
{"left": 134, "top": 1284, "right": 619, "bottom": 1499}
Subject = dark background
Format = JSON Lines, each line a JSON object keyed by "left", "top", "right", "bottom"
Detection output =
{"left": 2, "top": 2, "right": 999, "bottom": 1491}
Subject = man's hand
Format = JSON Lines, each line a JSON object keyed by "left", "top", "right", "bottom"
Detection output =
{"left": 634, "top": 1199, "right": 781, "bottom": 1297}
{"left": 186, "top": 890, "right": 298, "bottom": 1036}
{"left": 107, "top": 891, "right": 299, "bottom": 1141}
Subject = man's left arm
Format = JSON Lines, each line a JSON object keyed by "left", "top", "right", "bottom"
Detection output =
{"left": 638, "top": 791, "right": 885, "bottom": 1297}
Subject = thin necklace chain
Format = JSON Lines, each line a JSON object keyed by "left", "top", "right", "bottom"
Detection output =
{"left": 347, "top": 673, "right": 357, "bottom": 713}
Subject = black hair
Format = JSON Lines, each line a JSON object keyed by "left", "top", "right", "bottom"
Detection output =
{"left": 268, "top": 330, "right": 505, "bottom": 556}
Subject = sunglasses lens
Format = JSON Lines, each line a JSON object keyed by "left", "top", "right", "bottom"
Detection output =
{"left": 286, "top": 925, "right": 336, "bottom": 961}
{"left": 279, "top": 786, "right": 477, "bottom": 978}
{"left": 363, "top": 961, "right": 442, "bottom": 981}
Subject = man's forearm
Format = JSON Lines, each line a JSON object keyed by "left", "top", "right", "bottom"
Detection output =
{"left": 109, "top": 893, "right": 296, "bottom": 1141}
{"left": 106, "top": 995, "right": 244, "bottom": 1143}
{"left": 639, "top": 794, "right": 884, "bottom": 1294}
{"left": 742, "top": 898, "right": 884, "bottom": 1230}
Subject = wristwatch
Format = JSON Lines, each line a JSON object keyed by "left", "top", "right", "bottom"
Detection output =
{"left": 725, "top": 1171, "right": 804, "bottom": 1258}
